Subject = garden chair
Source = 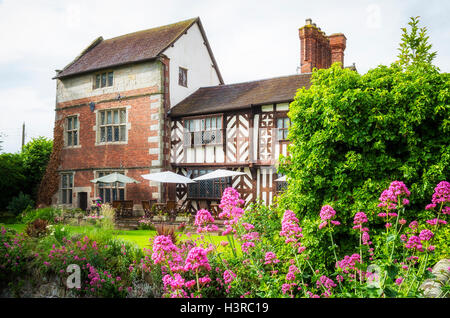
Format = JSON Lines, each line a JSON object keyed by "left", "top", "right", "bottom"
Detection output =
{"left": 142, "top": 200, "right": 156, "bottom": 218}
{"left": 112, "top": 200, "right": 123, "bottom": 219}
{"left": 121, "top": 200, "right": 134, "bottom": 218}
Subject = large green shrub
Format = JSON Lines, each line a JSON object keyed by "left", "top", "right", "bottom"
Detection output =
{"left": 278, "top": 18, "right": 449, "bottom": 265}
{"left": 6, "top": 192, "right": 34, "bottom": 216}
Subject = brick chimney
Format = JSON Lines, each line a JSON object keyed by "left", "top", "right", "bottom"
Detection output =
{"left": 328, "top": 33, "right": 346, "bottom": 66}
{"left": 299, "top": 19, "right": 346, "bottom": 73}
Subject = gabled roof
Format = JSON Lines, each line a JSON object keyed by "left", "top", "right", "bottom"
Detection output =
{"left": 168, "top": 73, "right": 312, "bottom": 117}
{"left": 55, "top": 17, "right": 223, "bottom": 83}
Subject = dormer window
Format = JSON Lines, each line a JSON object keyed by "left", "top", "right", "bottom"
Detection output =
{"left": 94, "top": 71, "right": 114, "bottom": 89}
{"left": 179, "top": 67, "right": 188, "bottom": 87}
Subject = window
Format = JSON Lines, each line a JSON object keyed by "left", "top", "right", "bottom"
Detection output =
{"left": 96, "top": 171, "right": 125, "bottom": 203}
{"left": 183, "top": 116, "right": 223, "bottom": 147}
{"left": 277, "top": 117, "right": 291, "bottom": 140}
{"left": 65, "top": 116, "right": 79, "bottom": 146}
{"left": 61, "top": 173, "right": 73, "bottom": 204}
{"left": 178, "top": 67, "right": 188, "bottom": 87}
{"left": 187, "top": 169, "right": 231, "bottom": 199}
{"left": 98, "top": 109, "right": 127, "bottom": 143}
{"left": 275, "top": 173, "right": 288, "bottom": 193}
{"left": 94, "top": 71, "right": 114, "bottom": 89}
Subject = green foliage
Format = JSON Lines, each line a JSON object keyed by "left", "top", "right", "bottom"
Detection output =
{"left": 0, "top": 153, "right": 26, "bottom": 210}
{"left": 6, "top": 192, "right": 34, "bottom": 216}
{"left": 20, "top": 207, "right": 61, "bottom": 224}
{"left": 398, "top": 16, "right": 437, "bottom": 68}
{"left": 278, "top": 17, "right": 449, "bottom": 266}
{"left": 21, "top": 137, "right": 53, "bottom": 197}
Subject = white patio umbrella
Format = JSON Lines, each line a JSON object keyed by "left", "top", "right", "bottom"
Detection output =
{"left": 91, "top": 172, "right": 140, "bottom": 184}
{"left": 192, "top": 169, "right": 245, "bottom": 181}
{"left": 274, "top": 175, "right": 287, "bottom": 182}
{"left": 141, "top": 171, "right": 196, "bottom": 184}
{"left": 90, "top": 172, "right": 139, "bottom": 202}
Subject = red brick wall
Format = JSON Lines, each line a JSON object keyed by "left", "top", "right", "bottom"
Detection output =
{"left": 56, "top": 85, "right": 163, "bottom": 208}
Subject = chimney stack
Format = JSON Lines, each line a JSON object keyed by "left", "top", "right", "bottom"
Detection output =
{"left": 299, "top": 19, "right": 346, "bottom": 73}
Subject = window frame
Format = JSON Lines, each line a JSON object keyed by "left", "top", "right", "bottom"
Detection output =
{"left": 93, "top": 70, "right": 114, "bottom": 89}
{"left": 276, "top": 116, "right": 291, "bottom": 141}
{"left": 186, "top": 169, "right": 231, "bottom": 200}
{"left": 96, "top": 170, "right": 126, "bottom": 203}
{"left": 182, "top": 114, "right": 224, "bottom": 147}
{"left": 178, "top": 67, "right": 188, "bottom": 87}
{"left": 65, "top": 115, "right": 79, "bottom": 147}
{"left": 61, "top": 172, "right": 74, "bottom": 205}
{"left": 97, "top": 108, "right": 127, "bottom": 144}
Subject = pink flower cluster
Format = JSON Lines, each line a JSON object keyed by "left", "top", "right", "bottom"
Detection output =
{"left": 219, "top": 187, "right": 245, "bottom": 235}
{"left": 240, "top": 231, "right": 260, "bottom": 254}
{"left": 184, "top": 246, "right": 211, "bottom": 272}
{"left": 425, "top": 181, "right": 450, "bottom": 212}
{"left": 336, "top": 254, "right": 361, "bottom": 274}
{"left": 264, "top": 252, "right": 280, "bottom": 265}
{"left": 352, "top": 212, "right": 368, "bottom": 231}
{"left": 280, "top": 210, "right": 305, "bottom": 253}
{"left": 378, "top": 181, "right": 411, "bottom": 209}
{"left": 194, "top": 209, "right": 218, "bottom": 233}
{"left": 316, "top": 275, "right": 337, "bottom": 297}
{"left": 151, "top": 235, "right": 183, "bottom": 272}
{"left": 404, "top": 229, "right": 435, "bottom": 252}
{"left": 319, "top": 205, "right": 341, "bottom": 229}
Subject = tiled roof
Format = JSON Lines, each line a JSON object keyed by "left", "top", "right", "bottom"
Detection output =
{"left": 55, "top": 18, "right": 205, "bottom": 79}
{"left": 169, "top": 73, "right": 312, "bottom": 117}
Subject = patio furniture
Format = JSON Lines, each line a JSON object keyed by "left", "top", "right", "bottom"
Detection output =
{"left": 112, "top": 200, "right": 123, "bottom": 218}
{"left": 142, "top": 200, "right": 154, "bottom": 218}
{"left": 121, "top": 200, "right": 134, "bottom": 217}
{"left": 113, "top": 200, "right": 134, "bottom": 218}
{"left": 166, "top": 200, "right": 177, "bottom": 222}
{"left": 210, "top": 203, "right": 220, "bottom": 218}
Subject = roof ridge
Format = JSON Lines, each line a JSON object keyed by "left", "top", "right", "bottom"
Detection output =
{"left": 104, "top": 17, "right": 198, "bottom": 42}
{"left": 198, "top": 73, "right": 311, "bottom": 90}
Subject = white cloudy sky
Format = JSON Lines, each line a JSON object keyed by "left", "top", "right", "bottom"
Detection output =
{"left": 0, "top": 0, "right": 448, "bottom": 153}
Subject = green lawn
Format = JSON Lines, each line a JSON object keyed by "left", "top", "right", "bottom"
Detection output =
{"left": 0, "top": 223, "right": 232, "bottom": 252}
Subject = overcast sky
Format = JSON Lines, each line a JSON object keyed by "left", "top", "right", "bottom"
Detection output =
{"left": 0, "top": 0, "right": 448, "bottom": 153}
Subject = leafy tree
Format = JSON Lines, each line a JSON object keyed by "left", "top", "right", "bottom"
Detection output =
{"left": 278, "top": 17, "right": 449, "bottom": 265}
{"left": 0, "top": 153, "right": 26, "bottom": 210}
{"left": 21, "top": 137, "right": 53, "bottom": 198}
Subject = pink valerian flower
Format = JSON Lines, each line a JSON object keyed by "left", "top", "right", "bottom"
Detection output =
{"left": 362, "top": 231, "right": 372, "bottom": 246}
{"left": 316, "top": 275, "right": 337, "bottom": 297}
{"left": 184, "top": 247, "right": 211, "bottom": 272}
{"left": 240, "top": 232, "right": 260, "bottom": 254}
{"left": 336, "top": 254, "right": 361, "bottom": 274}
{"left": 378, "top": 181, "right": 411, "bottom": 209}
{"left": 241, "top": 223, "right": 255, "bottom": 231}
{"left": 318, "top": 205, "right": 340, "bottom": 230}
{"left": 352, "top": 212, "right": 369, "bottom": 233}
{"left": 151, "top": 235, "right": 183, "bottom": 271}
{"left": 194, "top": 209, "right": 218, "bottom": 233}
{"left": 395, "top": 277, "right": 404, "bottom": 286}
{"left": 409, "top": 221, "right": 419, "bottom": 231}
{"left": 418, "top": 229, "right": 434, "bottom": 241}
{"left": 404, "top": 235, "right": 424, "bottom": 252}
{"left": 218, "top": 187, "right": 245, "bottom": 235}
{"left": 280, "top": 210, "right": 306, "bottom": 253}
{"left": 286, "top": 265, "right": 299, "bottom": 281}
{"left": 426, "top": 218, "right": 447, "bottom": 226}
{"left": 320, "top": 205, "right": 336, "bottom": 221}
{"left": 431, "top": 181, "right": 450, "bottom": 205}
{"left": 162, "top": 273, "right": 185, "bottom": 291}
{"left": 264, "top": 252, "right": 280, "bottom": 265}
{"left": 198, "top": 275, "right": 211, "bottom": 285}
{"left": 223, "top": 270, "right": 236, "bottom": 285}
{"left": 443, "top": 206, "right": 450, "bottom": 215}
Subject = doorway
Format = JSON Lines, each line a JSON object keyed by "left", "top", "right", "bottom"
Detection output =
{"left": 78, "top": 192, "right": 88, "bottom": 211}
